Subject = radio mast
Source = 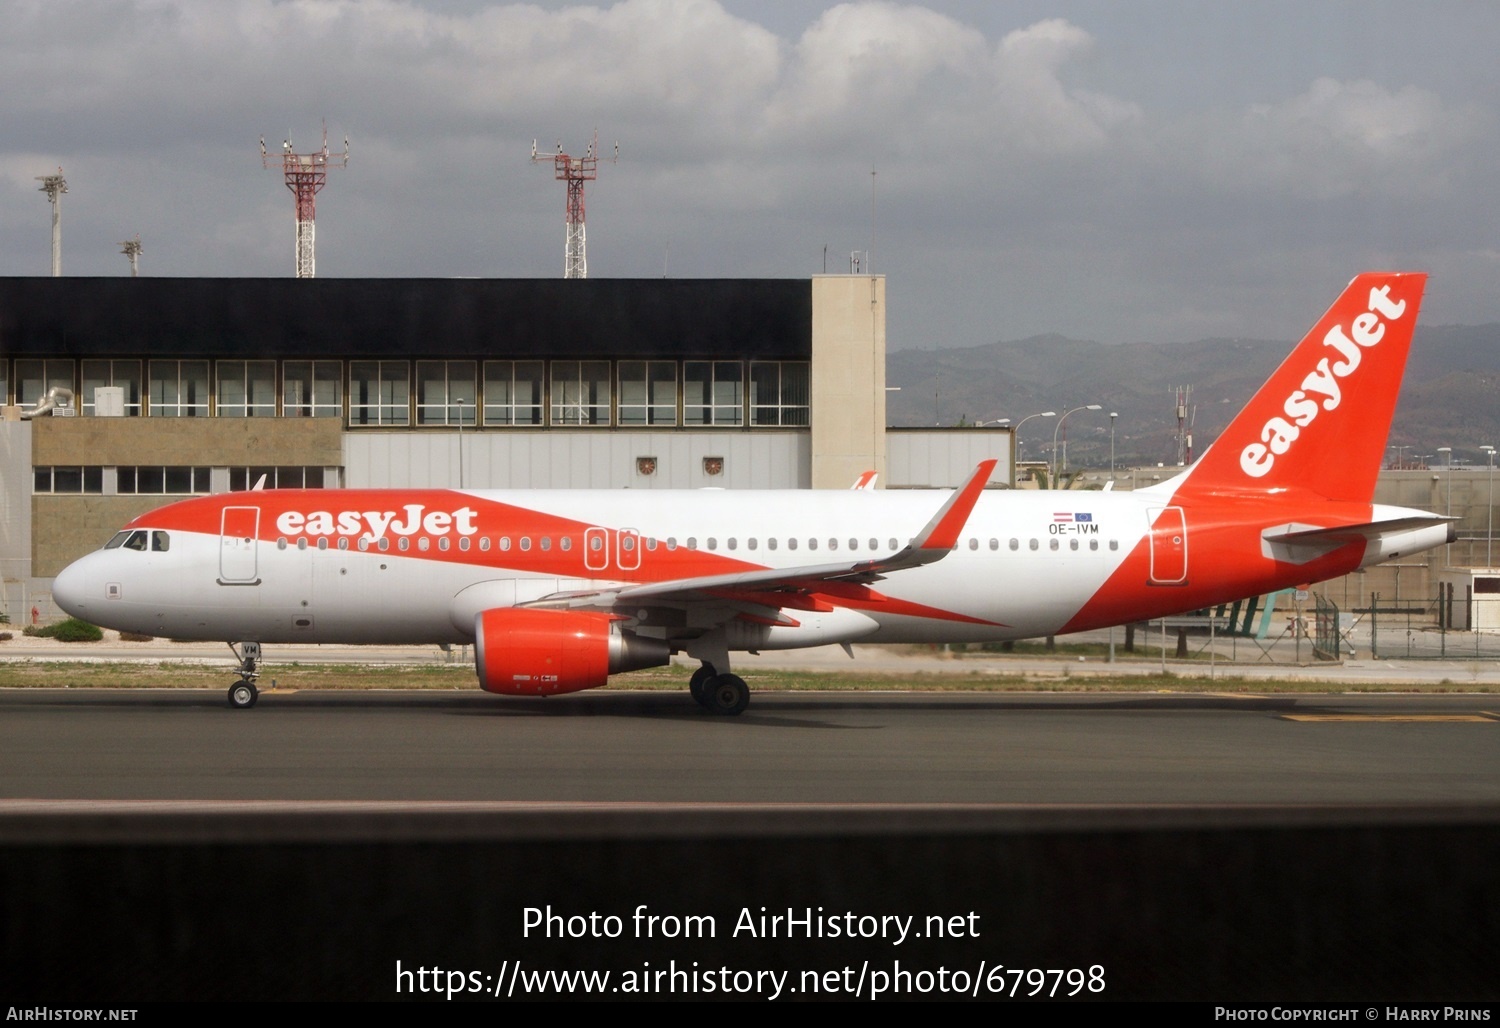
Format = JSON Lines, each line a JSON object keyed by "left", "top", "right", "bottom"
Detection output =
{"left": 261, "top": 125, "right": 348, "bottom": 278}
{"left": 532, "top": 132, "right": 616, "bottom": 279}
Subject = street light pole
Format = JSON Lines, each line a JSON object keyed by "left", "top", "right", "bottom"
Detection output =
{"left": 1109, "top": 411, "right": 1118, "bottom": 477}
{"left": 1483, "top": 445, "right": 1495, "bottom": 567}
{"left": 1009, "top": 411, "right": 1055, "bottom": 477}
{"left": 1051, "top": 404, "right": 1101, "bottom": 489}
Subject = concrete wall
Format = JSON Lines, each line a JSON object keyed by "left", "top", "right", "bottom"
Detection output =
{"left": 887, "top": 428, "right": 1012, "bottom": 489}
{"left": 31, "top": 416, "right": 343, "bottom": 467}
{"left": 0, "top": 421, "right": 31, "bottom": 623}
{"left": 344, "top": 431, "right": 810, "bottom": 490}
{"left": 810, "top": 276, "right": 885, "bottom": 489}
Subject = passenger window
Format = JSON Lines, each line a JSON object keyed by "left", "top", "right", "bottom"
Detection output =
{"left": 727, "top": 538, "right": 736, "bottom": 551}
{"left": 869, "top": 538, "right": 878, "bottom": 551}
{"left": 298, "top": 537, "right": 309, "bottom": 550}
{"left": 560, "top": 537, "right": 572, "bottom": 552}
{"left": 589, "top": 535, "right": 603, "bottom": 551}
{"left": 1029, "top": 539, "right": 1039, "bottom": 551}
{"left": 645, "top": 538, "right": 657, "bottom": 551}
{"left": 540, "top": 537, "right": 551, "bottom": 551}
{"left": 1109, "top": 540, "right": 1119, "bottom": 551}
{"left": 1050, "top": 539, "right": 1059, "bottom": 551}
{"left": 520, "top": 537, "right": 532, "bottom": 552}
{"left": 666, "top": 537, "right": 678, "bottom": 551}
{"left": 1069, "top": 538, "right": 1078, "bottom": 551}
{"left": 151, "top": 531, "right": 170, "bottom": 552}
{"left": 808, "top": 539, "right": 818, "bottom": 551}
{"left": 768, "top": 538, "right": 777, "bottom": 551}
{"left": 828, "top": 539, "right": 838, "bottom": 551}
{"left": 417, "top": 537, "right": 429, "bottom": 551}
{"left": 398, "top": 538, "right": 410, "bottom": 551}
{"left": 457, "top": 537, "right": 468, "bottom": 551}
{"left": 849, "top": 538, "right": 859, "bottom": 551}
{"left": 438, "top": 537, "right": 450, "bottom": 551}
{"left": 500, "top": 537, "right": 511, "bottom": 551}
{"left": 338, "top": 537, "right": 349, "bottom": 551}
{"left": 358, "top": 537, "right": 370, "bottom": 551}
{"left": 378, "top": 538, "right": 389, "bottom": 552}
{"left": 1089, "top": 539, "right": 1098, "bottom": 551}
{"left": 747, "top": 538, "right": 757, "bottom": 551}
{"left": 968, "top": 539, "right": 978, "bottom": 551}
{"left": 989, "top": 539, "right": 999, "bottom": 551}
{"left": 707, "top": 538, "right": 717, "bottom": 551}
{"left": 277, "top": 538, "right": 288, "bottom": 550}
{"left": 479, "top": 537, "right": 490, "bottom": 552}
{"left": 787, "top": 538, "right": 797, "bottom": 551}
{"left": 621, "top": 536, "right": 634, "bottom": 552}
{"left": 889, "top": 538, "right": 899, "bottom": 550}
{"left": 1009, "top": 539, "right": 1019, "bottom": 551}
{"left": 687, "top": 537, "right": 697, "bottom": 549}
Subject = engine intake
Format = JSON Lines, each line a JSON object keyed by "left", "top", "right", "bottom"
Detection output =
{"left": 474, "top": 608, "right": 670, "bottom": 695}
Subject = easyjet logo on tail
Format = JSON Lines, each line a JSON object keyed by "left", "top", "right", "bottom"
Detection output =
{"left": 1239, "top": 285, "right": 1408, "bottom": 479}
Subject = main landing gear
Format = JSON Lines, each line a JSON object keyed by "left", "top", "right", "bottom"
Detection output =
{"left": 227, "top": 641, "right": 262, "bottom": 709}
{"left": 689, "top": 663, "right": 750, "bottom": 716}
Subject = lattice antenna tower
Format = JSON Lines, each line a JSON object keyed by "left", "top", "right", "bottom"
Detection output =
{"left": 261, "top": 124, "right": 348, "bottom": 278}
{"left": 36, "top": 168, "right": 67, "bottom": 277}
{"left": 119, "top": 236, "right": 143, "bottom": 277}
{"left": 1173, "top": 385, "right": 1196, "bottom": 466}
{"left": 531, "top": 132, "right": 617, "bottom": 279}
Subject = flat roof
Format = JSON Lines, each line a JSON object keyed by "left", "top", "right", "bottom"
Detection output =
{"left": 0, "top": 278, "right": 813, "bottom": 361}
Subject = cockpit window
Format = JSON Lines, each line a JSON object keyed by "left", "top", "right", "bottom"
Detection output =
{"left": 151, "top": 531, "right": 170, "bottom": 552}
{"left": 104, "top": 531, "right": 130, "bottom": 550}
{"left": 121, "top": 531, "right": 148, "bottom": 552}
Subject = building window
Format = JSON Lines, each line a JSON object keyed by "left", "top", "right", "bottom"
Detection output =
{"left": 16, "top": 359, "right": 75, "bottom": 413}
{"left": 228, "top": 467, "right": 329, "bottom": 490}
{"left": 684, "top": 361, "right": 743, "bottom": 426}
{"left": 551, "top": 361, "right": 610, "bottom": 426}
{"left": 33, "top": 466, "right": 103, "bottom": 494}
{"left": 217, "top": 361, "right": 277, "bottom": 417}
{"left": 416, "top": 361, "right": 477, "bottom": 426}
{"left": 283, "top": 361, "right": 343, "bottom": 418}
{"left": 349, "top": 361, "right": 410, "bottom": 426}
{"left": 117, "top": 466, "right": 211, "bottom": 494}
{"left": 617, "top": 361, "right": 677, "bottom": 426}
{"left": 148, "top": 360, "right": 210, "bottom": 417}
{"left": 750, "top": 361, "right": 809, "bottom": 426}
{"left": 80, "top": 360, "right": 142, "bottom": 417}
{"left": 483, "top": 361, "right": 544, "bottom": 426}
{"left": 0, "top": 360, "right": 7, "bottom": 406}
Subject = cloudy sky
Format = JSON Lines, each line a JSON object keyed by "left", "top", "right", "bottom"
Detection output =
{"left": 2, "top": 1, "right": 1497, "bottom": 350}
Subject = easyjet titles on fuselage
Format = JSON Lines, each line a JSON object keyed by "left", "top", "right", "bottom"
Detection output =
{"left": 275, "top": 504, "right": 480, "bottom": 541}
{"left": 1239, "top": 284, "right": 1408, "bottom": 479}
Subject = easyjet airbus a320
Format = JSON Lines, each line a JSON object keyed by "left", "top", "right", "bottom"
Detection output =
{"left": 54, "top": 273, "right": 1452, "bottom": 714}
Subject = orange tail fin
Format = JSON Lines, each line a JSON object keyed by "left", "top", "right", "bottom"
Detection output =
{"left": 1175, "top": 272, "right": 1426, "bottom": 504}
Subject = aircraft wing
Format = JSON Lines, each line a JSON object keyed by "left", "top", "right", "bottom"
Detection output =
{"left": 529, "top": 459, "right": 996, "bottom": 612}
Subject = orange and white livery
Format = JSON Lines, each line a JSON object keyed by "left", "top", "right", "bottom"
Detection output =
{"left": 54, "top": 273, "right": 1451, "bottom": 714}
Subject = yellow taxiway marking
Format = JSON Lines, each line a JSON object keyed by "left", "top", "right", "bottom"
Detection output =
{"left": 1281, "top": 713, "right": 1497, "bottom": 722}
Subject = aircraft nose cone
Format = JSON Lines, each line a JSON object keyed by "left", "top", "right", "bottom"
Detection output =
{"left": 52, "top": 557, "right": 93, "bottom": 619}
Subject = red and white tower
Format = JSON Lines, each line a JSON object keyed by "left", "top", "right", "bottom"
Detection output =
{"left": 532, "top": 133, "right": 616, "bottom": 279}
{"left": 261, "top": 127, "right": 347, "bottom": 278}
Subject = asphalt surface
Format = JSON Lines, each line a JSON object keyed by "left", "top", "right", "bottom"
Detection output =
{"left": 2, "top": 688, "right": 1496, "bottom": 808}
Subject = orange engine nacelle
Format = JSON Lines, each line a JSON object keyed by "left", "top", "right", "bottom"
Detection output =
{"left": 474, "top": 608, "right": 671, "bottom": 696}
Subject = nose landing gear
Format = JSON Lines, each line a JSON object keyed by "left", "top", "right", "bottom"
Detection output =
{"left": 227, "top": 641, "right": 262, "bottom": 709}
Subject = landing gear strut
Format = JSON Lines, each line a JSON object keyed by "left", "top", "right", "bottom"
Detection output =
{"left": 689, "top": 662, "right": 750, "bottom": 716}
{"left": 227, "top": 641, "right": 262, "bottom": 709}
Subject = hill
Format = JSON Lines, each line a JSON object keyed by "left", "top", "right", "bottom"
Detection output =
{"left": 887, "top": 324, "right": 1500, "bottom": 469}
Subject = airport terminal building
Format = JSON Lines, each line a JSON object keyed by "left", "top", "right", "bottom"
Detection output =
{"left": 0, "top": 274, "right": 1012, "bottom": 619}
